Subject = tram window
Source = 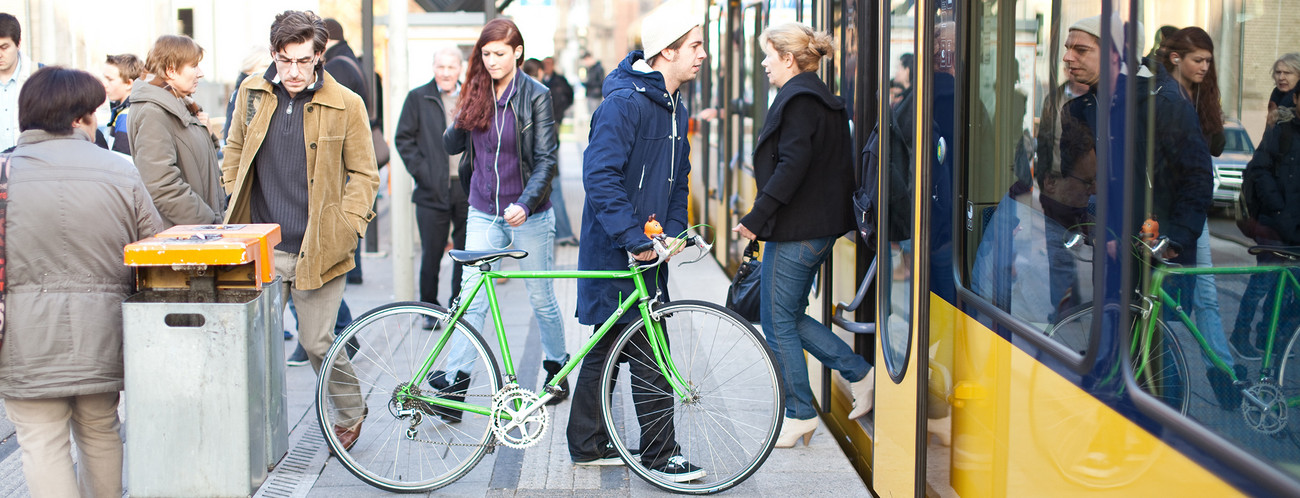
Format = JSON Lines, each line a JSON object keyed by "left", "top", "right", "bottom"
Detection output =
{"left": 963, "top": 0, "right": 1089, "bottom": 343}
{"left": 878, "top": 0, "right": 918, "bottom": 382}
{"left": 1118, "top": 1, "right": 1300, "bottom": 486}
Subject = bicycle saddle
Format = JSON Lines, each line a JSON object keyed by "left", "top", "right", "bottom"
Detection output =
{"left": 449, "top": 249, "right": 529, "bottom": 266}
{"left": 1248, "top": 245, "right": 1300, "bottom": 261}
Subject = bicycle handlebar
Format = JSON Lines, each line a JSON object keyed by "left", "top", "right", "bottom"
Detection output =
{"left": 629, "top": 234, "right": 712, "bottom": 270}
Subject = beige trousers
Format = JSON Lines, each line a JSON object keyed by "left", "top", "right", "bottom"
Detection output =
{"left": 273, "top": 249, "right": 365, "bottom": 426}
{"left": 5, "top": 392, "right": 122, "bottom": 498}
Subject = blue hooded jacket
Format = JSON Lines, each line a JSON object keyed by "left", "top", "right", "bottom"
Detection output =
{"left": 577, "top": 51, "right": 691, "bottom": 325}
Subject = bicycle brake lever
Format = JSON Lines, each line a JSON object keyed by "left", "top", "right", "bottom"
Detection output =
{"left": 674, "top": 236, "right": 712, "bottom": 267}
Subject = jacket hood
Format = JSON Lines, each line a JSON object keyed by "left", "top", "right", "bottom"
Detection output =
{"left": 129, "top": 78, "right": 194, "bottom": 122}
{"left": 603, "top": 51, "right": 676, "bottom": 110}
{"left": 758, "top": 71, "right": 845, "bottom": 144}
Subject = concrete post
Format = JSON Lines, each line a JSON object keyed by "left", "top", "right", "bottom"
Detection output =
{"left": 388, "top": 0, "right": 415, "bottom": 301}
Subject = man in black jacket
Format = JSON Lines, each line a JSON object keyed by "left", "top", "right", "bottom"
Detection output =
{"left": 395, "top": 47, "right": 469, "bottom": 315}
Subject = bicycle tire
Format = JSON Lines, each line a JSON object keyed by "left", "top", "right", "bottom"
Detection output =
{"left": 1274, "top": 321, "right": 1300, "bottom": 425}
{"left": 599, "top": 300, "right": 783, "bottom": 494}
{"left": 316, "top": 302, "right": 503, "bottom": 493}
{"left": 1048, "top": 303, "right": 1190, "bottom": 414}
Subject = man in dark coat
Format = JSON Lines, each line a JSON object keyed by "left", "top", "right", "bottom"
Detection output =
{"left": 395, "top": 47, "right": 469, "bottom": 313}
{"left": 566, "top": 6, "right": 708, "bottom": 482}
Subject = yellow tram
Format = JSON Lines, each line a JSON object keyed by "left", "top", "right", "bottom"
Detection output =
{"left": 678, "top": 0, "right": 1300, "bottom": 495}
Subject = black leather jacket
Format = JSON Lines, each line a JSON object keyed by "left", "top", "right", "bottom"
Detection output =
{"left": 443, "top": 72, "right": 557, "bottom": 213}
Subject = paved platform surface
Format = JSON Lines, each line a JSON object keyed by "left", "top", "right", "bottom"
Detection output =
{"left": 0, "top": 141, "right": 869, "bottom": 497}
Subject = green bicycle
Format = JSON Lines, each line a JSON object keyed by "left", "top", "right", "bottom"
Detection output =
{"left": 1048, "top": 235, "right": 1300, "bottom": 434}
{"left": 314, "top": 230, "right": 784, "bottom": 494}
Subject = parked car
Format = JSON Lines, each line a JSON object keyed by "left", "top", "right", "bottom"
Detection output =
{"left": 1212, "top": 120, "right": 1254, "bottom": 208}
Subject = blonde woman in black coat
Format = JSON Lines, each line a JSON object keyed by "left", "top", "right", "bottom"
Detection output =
{"left": 734, "top": 22, "right": 873, "bottom": 448}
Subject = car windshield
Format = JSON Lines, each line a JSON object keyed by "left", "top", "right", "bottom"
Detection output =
{"left": 1223, "top": 127, "right": 1255, "bottom": 154}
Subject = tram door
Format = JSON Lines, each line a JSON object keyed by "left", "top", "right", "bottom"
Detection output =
{"left": 873, "top": 0, "right": 928, "bottom": 494}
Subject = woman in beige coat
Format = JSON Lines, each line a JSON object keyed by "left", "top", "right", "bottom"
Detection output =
{"left": 129, "top": 34, "right": 225, "bottom": 226}
{"left": 0, "top": 67, "right": 163, "bottom": 498}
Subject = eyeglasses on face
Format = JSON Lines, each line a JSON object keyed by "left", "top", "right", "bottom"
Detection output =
{"left": 273, "top": 54, "right": 318, "bottom": 72}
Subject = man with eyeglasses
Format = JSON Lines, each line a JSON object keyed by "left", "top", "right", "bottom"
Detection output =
{"left": 221, "top": 9, "right": 379, "bottom": 451}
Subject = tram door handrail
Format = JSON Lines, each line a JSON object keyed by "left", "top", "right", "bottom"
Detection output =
{"left": 832, "top": 256, "right": 877, "bottom": 335}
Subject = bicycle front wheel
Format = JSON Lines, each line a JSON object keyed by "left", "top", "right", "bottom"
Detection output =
{"left": 316, "top": 302, "right": 502, "bottom": 493}
{"left": 600, "top": 300, "right": 783, "bottom": 494}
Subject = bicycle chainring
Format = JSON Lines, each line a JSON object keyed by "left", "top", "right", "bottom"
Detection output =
{"left": 1241, "top": 382, "right": 1287, "bottom": 435}
{"left": 490, "top": 387, "right": 549, "bottom": 449}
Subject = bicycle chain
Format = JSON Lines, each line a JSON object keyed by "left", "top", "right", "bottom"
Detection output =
{"left": 398, "top": 383, "right": 522, "bottom": 448}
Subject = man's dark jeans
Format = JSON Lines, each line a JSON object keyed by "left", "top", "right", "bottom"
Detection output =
{"left": 567, "top": 323, "right": 678, "bottom": 468}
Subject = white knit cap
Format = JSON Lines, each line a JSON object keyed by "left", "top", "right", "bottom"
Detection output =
{"left": 640, "top": 0, "right": 700, "bottom": 59}
{"left": 1069, "top": 13, "right": 1144, "bottom": 57}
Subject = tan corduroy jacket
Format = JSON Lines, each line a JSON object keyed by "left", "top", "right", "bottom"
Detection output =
{"left": 222, "top": 70, "right": 379, "bottom": 290}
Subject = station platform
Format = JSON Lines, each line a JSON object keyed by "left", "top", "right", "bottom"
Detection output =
{"left": 0, "top": 141, "right": 869, "bottom": 497}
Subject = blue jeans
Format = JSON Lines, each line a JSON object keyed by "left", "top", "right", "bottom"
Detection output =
{"left": 550, "top": 172, "right": 575, "bottom": 240}
{"left": 1192, "top": 221, "right": 1233, "bottom": 369}
{"left": 442, "top": 207, "right": 567, "bottom": 379}
{"left": 760, "top": 236, "right": 871, "bottom": 420}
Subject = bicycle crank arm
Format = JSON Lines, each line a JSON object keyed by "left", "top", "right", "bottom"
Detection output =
{"left": 1243, "top": 389, "right": 1269, "bottom": 410}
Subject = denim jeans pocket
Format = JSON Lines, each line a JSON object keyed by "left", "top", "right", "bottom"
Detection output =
{"left": 796, "top": 237, "right": 836, "bottom": 267}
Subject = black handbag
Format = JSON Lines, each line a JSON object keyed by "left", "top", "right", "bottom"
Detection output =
{"left": 725, "top": 240, "right": 761, "bottom": 322}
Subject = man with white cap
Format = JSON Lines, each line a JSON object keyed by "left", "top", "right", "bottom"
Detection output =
{"left": 566, "top": 0, "right": 707, "bottom": 482}
{"left": 1060, "top": 13, "right": 1211, "bottom": 266}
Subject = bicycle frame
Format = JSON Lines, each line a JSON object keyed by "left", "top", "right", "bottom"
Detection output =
{"left": 1135, "top": 264, "right": 1300, "bottom": 389}
{"left": 398, "top": 261, "right": 694, "bottom": 420}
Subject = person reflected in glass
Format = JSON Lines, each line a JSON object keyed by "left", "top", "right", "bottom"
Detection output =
{"left": 1267, "top": 53, "right": 1300, "bottom": 130}
{"left": 1236, "top": 52, "right": 1300, "bottom": 358}
{"left": 1243, "top": 58, "right": 1300, "bottom": 368}
{"left": 1157, "top": 27, "right": 1244, "bottom": 402}
{"left": 733, "top": 23, "right": 873, "bottom": 448}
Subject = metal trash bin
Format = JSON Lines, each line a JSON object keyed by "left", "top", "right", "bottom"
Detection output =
{"left": 122, "top": 224, "right": 285, "bottom": 497}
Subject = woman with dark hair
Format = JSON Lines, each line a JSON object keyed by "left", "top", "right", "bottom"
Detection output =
{"left": 434, "top": 18, "right": 568, "bottom": 418}
{"left": 734, "top": 22, "right": 872, "bottom": 448}
{"left": 129, "top": 34, "right": 224, "bottom": 227}
{"left": 0, "top": 66, "right": 163, "bottom": 498}
{"left": 1158, "top": 26, "right": 1245, "bottom": 405}
{"left": 1160, "top": 27, "right": 1225, "bottom": 155}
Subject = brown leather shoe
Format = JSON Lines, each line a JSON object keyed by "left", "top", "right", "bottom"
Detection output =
{"left": 333, "top": 422, "right": 361, "bottom": 451}
{"left": 333, "top": 416, "right": 364, "bottom": 452}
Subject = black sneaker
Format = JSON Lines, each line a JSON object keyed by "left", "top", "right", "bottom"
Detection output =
{"left": 542, "top": 358, "right": 569, "bottom": 405}
{"left": 287, "top": 344, "right": 309, "bottom": 367}
{"left": 650, "top": 455, "right": 706, "bottom": 482}
{"left": 1207, "top": 367, "right": 1244, "bottom": 411}
{"left": 573, "top": 442, "right": 631, "bottom": 466}
{"left": 1230, "top": 328, "right": 1262, "bottom": 360}
{"left": 426, "top": 370, "right": 470, "bottom": 423}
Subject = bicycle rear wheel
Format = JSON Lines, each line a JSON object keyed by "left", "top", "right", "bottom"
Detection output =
{"left": 599, "top": 300, "right": 783, "bottom": 494}
{"left": 1049, "top": 303, "right": 1189, "bottom": 414}
{"left": 316, "top": 302, "right": 502, "bottom": 493}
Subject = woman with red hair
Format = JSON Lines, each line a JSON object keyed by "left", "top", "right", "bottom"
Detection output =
{"left": 432, "top": 18, "right": 568, "bottom": 420}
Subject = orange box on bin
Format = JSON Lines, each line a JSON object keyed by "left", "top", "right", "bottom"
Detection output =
{"left": 124, "top": 224, "right": 281, "bottom": 289}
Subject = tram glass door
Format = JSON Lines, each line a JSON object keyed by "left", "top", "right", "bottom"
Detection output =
{"left": 874, "top": 0, "right": 927, "bottom": 495}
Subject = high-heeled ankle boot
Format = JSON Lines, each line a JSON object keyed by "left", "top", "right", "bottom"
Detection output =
{"left": 775, "top": 416, "right": 819, "bottom": 448}
{"left": 848, "top": 368, "right": 875, "bottom": 419}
